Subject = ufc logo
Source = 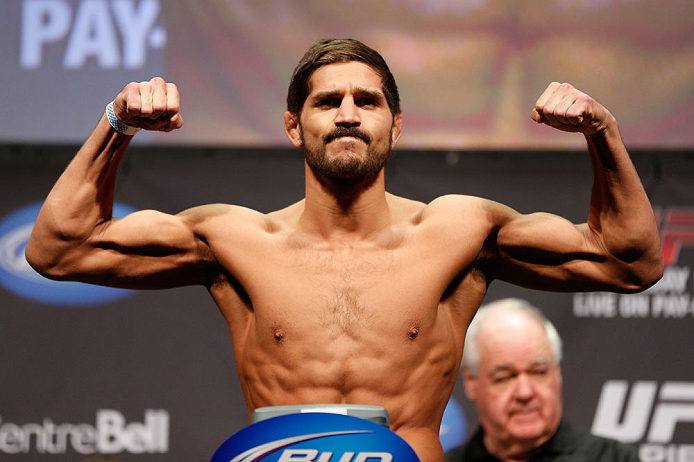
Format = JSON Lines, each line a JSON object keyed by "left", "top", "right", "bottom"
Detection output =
{"left": 656, "top": 207, "right": 694, "bottom": 266}
{"left": 591, "top": 381, "right": 694, "bottom": 443}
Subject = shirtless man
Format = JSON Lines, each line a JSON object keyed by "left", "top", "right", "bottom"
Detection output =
{"left": 26, "top": 39, "right": 663, "bottom": 461}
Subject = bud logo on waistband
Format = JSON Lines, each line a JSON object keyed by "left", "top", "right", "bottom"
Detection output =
{"left": 230, "top": 431, "right": 372, "bottom": 462}
{"left": 211, "top": 413, "right": 418, "bottom": 462}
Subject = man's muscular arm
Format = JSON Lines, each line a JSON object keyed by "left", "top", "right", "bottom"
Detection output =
{"left": 489, "top": 82, "right": 663, "bottom": 293}
{"left": 26, "top": 78, "right": 215, "bottom": 289}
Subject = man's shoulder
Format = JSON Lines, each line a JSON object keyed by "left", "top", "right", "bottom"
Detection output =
{"left": 444, "top": 427, "right": 493, "bottom": 462}
{"left": 427, "top": 194, "right": 488, "bottom": 210}
{"left": 576, "top": 432, "right": 640, "bottom": 462}
{"left": 179, "top": 203, "right": 289, "bottom": 234}
{"left": 555, "top": 420, "right": 640, "bottom": 462}
{"left": 421, "top": 194, "right": 515, "bottom": 222}
{"left": 410, "top": 194, "right": 513, "bottom": 237}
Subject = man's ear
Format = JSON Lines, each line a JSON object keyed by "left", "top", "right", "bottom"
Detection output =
{"left": 284, "top": 111, "right": 302, "bottom": 148}
{"left": 391, "top": 114, "right": 403, "bottom": 149}
{"left": 462, "top": 367, "right": 478, "bottom": 400}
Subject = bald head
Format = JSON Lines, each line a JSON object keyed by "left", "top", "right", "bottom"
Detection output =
{"left": 462, "top": 298, "right": 563, "bottom": 376}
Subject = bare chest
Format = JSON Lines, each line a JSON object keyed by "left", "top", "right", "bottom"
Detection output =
{"left": 250, "top": 246, "right": 440, "bottom": 340}
{"left": 208, "top": 221, "right": 485, "bottom": 348}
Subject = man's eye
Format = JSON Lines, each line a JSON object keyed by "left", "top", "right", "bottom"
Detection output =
{"left": 317, "top": 98, "right": 338, "bottom": 107}
{"left": 358, "top": 98, "right": 378, "bottom": 107}
{"left": 493, "top": 374, "right": 512, "bottom": 383}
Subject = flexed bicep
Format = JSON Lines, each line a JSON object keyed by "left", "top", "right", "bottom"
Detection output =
{"left": 29, "top": 208, "right": 216, "bottom": 289}
{"left": 491, "top": 209, "right": 650, "bottom": 293}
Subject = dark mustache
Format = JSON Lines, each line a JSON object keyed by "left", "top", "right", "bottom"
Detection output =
{"left": 324, "top": 127, "right": 371, "bottom": 144}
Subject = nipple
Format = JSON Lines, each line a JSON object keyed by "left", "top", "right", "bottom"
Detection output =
{"left": 407, "top": 327, "right": 419, "bottom": 341}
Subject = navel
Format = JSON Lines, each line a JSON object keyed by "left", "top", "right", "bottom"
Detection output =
{"left": 407, "top": 326, "right": 419, "bottom": 341}
{"left": 273, "top": 327, "right": 284, "bottom": 343}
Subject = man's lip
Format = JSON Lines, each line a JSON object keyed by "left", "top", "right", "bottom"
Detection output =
{"left": 509, "top": 408, "right": 540, "bottom": 416}
{"left": 330, "top": 135, "right": 364, "bottom": 142}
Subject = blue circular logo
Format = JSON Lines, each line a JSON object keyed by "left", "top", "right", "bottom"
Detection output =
{"left": 211, "top": 413, "right": 419, "bottom": 462}
{"left": 439, "top": 397, "right": 467, "bottom": 452}
{"left": 0, "top": 201, "right": 138, "bottom": 307}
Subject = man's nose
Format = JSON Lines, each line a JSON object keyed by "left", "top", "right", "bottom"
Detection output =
{"left": 335, "top": 98, "right": 361, "bottom": 127}
{"left": 513, "top": 374, "right": 535, "bottom": 401}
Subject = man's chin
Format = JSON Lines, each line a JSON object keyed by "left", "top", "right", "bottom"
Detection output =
{"left": 506, "top": 414, "right": 548, "bottom": 441}
{"left": 324, "top": 147, "right": 368, "bottom": 164}
{"left": 321, "top": 169, "right": 378, "bottom": 183}
{"left": 308, "top": 157, "right": 384, "bottom": 182}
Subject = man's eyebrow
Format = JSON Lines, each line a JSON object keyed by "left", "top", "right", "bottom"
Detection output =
{"left": 311, "top": 90, "right": 342, "bottom": 101}
{"left": 311, "top": 87, "right": 385, "bottom": 101}
{"left": 353, "top": 87, "right": 385, "bottom": 100}
{"left": 488, "top": 357, "right": 550, "bottom": 375}
{"left": 489, "top": 364, "right": 513, "bottom": 375}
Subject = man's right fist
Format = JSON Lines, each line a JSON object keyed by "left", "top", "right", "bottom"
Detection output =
{"left": 113, "top": 77, "right": 182, "bottom": 132}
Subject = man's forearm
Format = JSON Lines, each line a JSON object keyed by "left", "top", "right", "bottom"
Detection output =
{"left": 26, "top": 113, "right": 133, "bottom": 276}
{"left": 585, "top": 121, "right": 663, "bottom": 286}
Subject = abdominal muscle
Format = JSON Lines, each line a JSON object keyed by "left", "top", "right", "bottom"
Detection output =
{"left": 230, "top": 300, "right": 464, "bottom": 462}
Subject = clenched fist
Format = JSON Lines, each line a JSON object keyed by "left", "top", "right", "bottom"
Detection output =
{"left": 113, "top": 77, "right": 182, "bottom": 132}
{"left": 531, "top": 82, "right": 616, "bottom": 136}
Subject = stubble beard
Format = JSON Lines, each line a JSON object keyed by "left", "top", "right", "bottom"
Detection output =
{"left": 301, "top": 126, "right": 393, "bottom": 182}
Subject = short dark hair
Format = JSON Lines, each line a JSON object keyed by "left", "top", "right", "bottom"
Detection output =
{"left": 286, "top": 38, "right": 401, "bottom": 118}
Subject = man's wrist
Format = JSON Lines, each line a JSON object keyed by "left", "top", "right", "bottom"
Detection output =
{"left": 586, "top": 112, "right": 619, "bottom": 141}
{"left": 105, "top": 100, "right": 141, "bottom": 136}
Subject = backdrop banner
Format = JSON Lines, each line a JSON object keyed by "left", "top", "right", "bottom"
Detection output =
{"left": 0, "top": 147, "right": 692, "bottom": 461}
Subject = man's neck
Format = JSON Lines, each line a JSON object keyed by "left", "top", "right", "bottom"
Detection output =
{"left": 299, "top": 164, "right": 391, "bottom": 241}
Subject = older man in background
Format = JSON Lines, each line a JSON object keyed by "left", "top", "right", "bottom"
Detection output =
{"left": 448, "top": 298, "right": 640, "bottom": 462}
